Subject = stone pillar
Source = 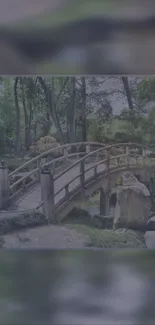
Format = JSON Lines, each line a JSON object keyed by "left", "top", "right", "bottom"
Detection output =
{"left": 0, "top": 162, "right": 9, "bottom": 210}
{"left": 40, "top": 168, "right": 55, "bottom": 223}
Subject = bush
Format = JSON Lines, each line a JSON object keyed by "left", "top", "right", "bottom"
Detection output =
{"left": 30, "top": 136, "right": 60, "bottom": 156}
{"left": 0, "top": 210, "right": 48, "bottom": 235}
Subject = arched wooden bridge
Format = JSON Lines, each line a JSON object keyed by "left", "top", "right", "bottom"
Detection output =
{"left": 1, "top": 141, "right": 155, "bottom": 221}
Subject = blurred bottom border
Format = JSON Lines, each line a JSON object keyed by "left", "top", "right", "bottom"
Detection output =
{"left": 0, "top": 250, "right": 155, "bottom": 325}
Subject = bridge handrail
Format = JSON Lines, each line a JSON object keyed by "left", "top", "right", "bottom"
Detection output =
{"left": 39, "top": 150, "right": 152, "bottom": 217}
{"left": 54, "top": 154, "right": 128, "bottom": 197}
{"left": 9, "top": 141, "right": 152, "bottom": 182}
{"left": 53, "top": 142, "right": 150, "bottom": 182}
{"left": 53, "top": 152, "right": 146, "bottom": 198}
{"left": 8, "top": 141, "right": 154, "bottom": 205}
{"left": 9, "top": 152, "right": 86, "bottom": 193}
{"left": 54, "top": 164, "right": 146, "bottom": 214}
{"left": 9, "top": 141, "right": 105, "bottom": 177}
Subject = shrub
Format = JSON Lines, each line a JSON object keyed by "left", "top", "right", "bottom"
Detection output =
{"left": 30, "top": 136, "right": 60, "bottom": 155}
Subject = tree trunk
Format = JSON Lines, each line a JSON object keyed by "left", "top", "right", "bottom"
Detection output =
{"left": 14, "top": 77, "right": 20, "bottom": 154}
{"left": 28, "top": 100, "right": 33, "bottom": 147}
{"left": 67, "top": 77, "right": 76, "bottom": 143}
{"left": 70, "top": 77, "right": 76, "bottom": 142}
{"left": 121, "top": 77, "right": 134, "bottom": 110}
{"left": 38, "top": 77, "right": 65, "bottom": 144}
{"left": 81, "top": 77, "right": 87, "bottom": 142}
{"left": 20, "top": 77, "right": 30, "bottom": 151}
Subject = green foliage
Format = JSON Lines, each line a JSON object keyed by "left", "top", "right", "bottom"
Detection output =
{"left": 87, "top": 119, "right": 104, "bottom": 142}
{"left": 136, "top": 77, "right": 155, "bottom": 105}
{"left": 0, "top": 119, "right": 6, "bottom": 155}
{"left": 0, "top": 78, "right": 16, "bottom": 139}
{"left": 67, "top": 225, "right": 146, "bottom": 248}
{"left": 30, "top": 136, "right": 59, "bottom": 155}
{"left": 0, "top": 75, "right": 155, "bottom": 157}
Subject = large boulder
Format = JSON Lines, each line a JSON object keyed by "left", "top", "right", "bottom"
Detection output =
{"left": 147, "top": 216, "right": 155, "bottom": 230}
{"left": 113, "top": 172, "right": 151, "bottom": 230}
{"left": 144, "top": 231, "right": 155, "bottom": 248}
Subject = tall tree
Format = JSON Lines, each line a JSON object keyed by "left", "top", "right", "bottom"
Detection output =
{"left": 121, "top": 77, "right": 134, "bottom": 110}
{"left": 67, "top": 77, "right": 76, "bottom": 143}
{"left": 14, "top": 77, "right": 20, "bottom": 153}
{"left": 38, "top": 77, "right": 69, "bottom": 144}
{"left": 81, "top": 77, "right": 87, "bottom": 142}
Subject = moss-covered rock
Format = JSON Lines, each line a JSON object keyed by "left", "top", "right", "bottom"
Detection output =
{"left": 0, "top": 210, "right": 48, "bottom": 235}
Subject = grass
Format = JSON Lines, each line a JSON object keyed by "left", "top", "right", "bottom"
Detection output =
{"left": 66, "top": 224, "right": 146, "bottom": 248}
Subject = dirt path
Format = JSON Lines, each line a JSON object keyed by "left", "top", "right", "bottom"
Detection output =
{"left": 1, "top": 224, "right": 89, "bottom": 249}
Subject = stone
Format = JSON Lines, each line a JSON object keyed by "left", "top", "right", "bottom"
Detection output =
{"left": 113, "top": 172, "right": 151, "bottom": 230}
{"left": 122, "top": 172, "right": 150, "bottom": 196}
{"left": 147, "top": 216, "right": 155, "bottom": 230}
{"left": 144, "top": 231, "right": 155, "bottom": 248}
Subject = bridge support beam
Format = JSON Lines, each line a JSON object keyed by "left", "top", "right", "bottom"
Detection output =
{"left": 100, "top": 187, "right": 106, "bottom": 215}
{"left": 40, "top": 169, "right": 55, "bottom": 223}
{"left": 99, "top": 187, "right": 109, "bottom": 216}
{"left": 0, "top": 162, "right": 9, "bottom": 210}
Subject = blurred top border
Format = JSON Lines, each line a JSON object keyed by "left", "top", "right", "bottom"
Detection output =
{"left": 0, "top": 0, "right": 155, "bottom": 75}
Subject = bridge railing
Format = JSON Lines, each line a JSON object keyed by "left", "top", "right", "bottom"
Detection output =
{"left": 39, "top": 144, "right": 155, "bottom": 221}
{"left": 9, "top": 142, "right": 106, "bottom": 198}
{"left": 9, "top": 141, "right": 105, "bottom": 178}
{"left": 8, "top": 142, "right": 155, "bottom": 204}
{"left": 53, "top": 153, "right": 140, "bottom": 207}
{"left": 9, "top": 152, "right": 86, "bottom": 200}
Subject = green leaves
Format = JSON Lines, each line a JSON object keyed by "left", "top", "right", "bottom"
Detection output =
{"left": 136, "top": 77, "right": 155, "bottom": 105}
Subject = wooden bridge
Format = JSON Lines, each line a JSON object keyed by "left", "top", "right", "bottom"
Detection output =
{"left": 0, "top": 141, "right": 155, "bottom": 222}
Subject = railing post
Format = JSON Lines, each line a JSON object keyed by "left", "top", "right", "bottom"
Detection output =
{"left": 0, "top": 161, "right": 9, "bottom": 209}
{"left": 117, "top": 157, "right": 121, "bottom": 167}
{"left": 37, "top": 159, "right": 41, "bottom": 180}
{"left": 86, "top": 144, "right": 90, "bottom": 154}
{"left": 51, "top": 162, "right": 55, "bottom": 173}
{"left": 125, "top": 146, "right": 129, "bottom": 167}
{"left": 94, "top": 165, "right": 97, "bottom": 178}
{"left": 80, "top": 160, "right": 85, "bottom": 189}
{"left": 63, "top": 147, "right": 68, "bottom": 164}
{"left": 142, "top": 148, "right": 146, "bottom": 157}
{"left": 65, "top": 184, "right": 69, "bottom": 199}
{"left": 105, "top": 149, "right": 110, "bottom": 171}
{"left": 125, "top": 145, "right": 129, "bottom": 155}
{"left": 40, "top": 167, "right": 55, "bottom": 223}
{"left": 142, "top": 147, "right": 146, "bottom": 166}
